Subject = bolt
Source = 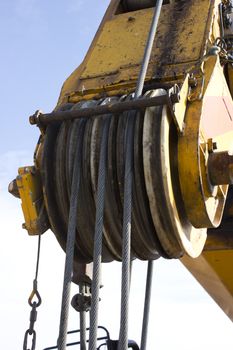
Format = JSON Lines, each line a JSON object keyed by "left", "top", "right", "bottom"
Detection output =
{"left": 29, "top": 110, "right": 43, "bottom": 126}
{"left": 169, "top": 84, "right": 180, "bottom": 103}
{"left": 189, "top": 75, "right": 197, "bottom": 88}
{"left": 8, "top": 179, "right": 20, "bottom": 198}
{"left": 171, "top": 92, "right": 180, "bottom": 104}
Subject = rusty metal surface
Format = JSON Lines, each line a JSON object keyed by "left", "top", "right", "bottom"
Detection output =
{"left": 58, "top": 0, "right": 215, "bottom": 104}
{"left": 208, "top": 151, "right": 233, "bottom": 186}
{"left": 8, "top": 178, "right": 20, "bottom": 198}
{"left": 79, "top": 1, "right": 212, "bottom": 88}
{"left": 206, "top": 220, "right": 233, "bottom": 250}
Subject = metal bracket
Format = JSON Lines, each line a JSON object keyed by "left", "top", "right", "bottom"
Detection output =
{"left": 29, "top": 90, "right": 180, "bottom": 126}
{"left": 173, "top": 75, "right": 189, "bottom": 133}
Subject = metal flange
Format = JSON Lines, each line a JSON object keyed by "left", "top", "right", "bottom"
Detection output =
{"left": 178, "top": 57, "right": 233, "bottom": 230}
{"left": 143, "top": 89, "right": 206, "bottom": 258}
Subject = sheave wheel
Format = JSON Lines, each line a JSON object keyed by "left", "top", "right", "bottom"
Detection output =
{"left": 143, "top": 89, "right": 207, "bottom": 258}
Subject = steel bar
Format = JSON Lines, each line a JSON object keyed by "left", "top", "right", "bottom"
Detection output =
{"left": 29, "top": 93, "right": 179, "bottom": 126}
{"left": 140, "top": 260, "right": 154, "bottom": 350}
{"left": 79, "top": 284, "right": 87, "bottom": 350}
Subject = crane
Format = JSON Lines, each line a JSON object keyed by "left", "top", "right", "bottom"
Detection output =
{"left": 9, "top": 0, "right": 233, "bottom": 348}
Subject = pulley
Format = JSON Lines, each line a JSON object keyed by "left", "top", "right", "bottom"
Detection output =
{"left": 42, "top": 96, "right": 165, "bottom": 262}
{"left": 38, "top": 87, "right": 208, "bottom": 262}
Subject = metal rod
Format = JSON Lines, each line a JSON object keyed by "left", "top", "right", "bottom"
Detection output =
{"left": 140, "top": 261, "right": 154, "bottom": 350}
{"left": 29, "top": 93, "right": 179, "bottom": 126}
{"left": 80, "top": 310, "right": 87, "bottom": 350}
{"left": 79, "top": 284, "right": 87, "bottom": 350}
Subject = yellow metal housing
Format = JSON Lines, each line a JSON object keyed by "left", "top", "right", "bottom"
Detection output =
{"left": 58, "top": 0, "right": 216, "bottom": 104}
{"left": 16, "top": 166, "right": 49, "bottom": 235}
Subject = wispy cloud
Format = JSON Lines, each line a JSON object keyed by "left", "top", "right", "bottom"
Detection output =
{"left": 66, "top": 0, "right": 84, "bottom": 14}
{"left": 14, "top": 0, "right": 40, "bottom": 20}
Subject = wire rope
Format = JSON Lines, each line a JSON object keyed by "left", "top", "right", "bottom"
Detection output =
{"left": 118, "top": 1, "right": 163, "bottom": 348}
{"left": 57, "top": 120, "right": 85, "bottom": 350}
{"left": 88, "top": 117, "right": 111, "bottom": 350}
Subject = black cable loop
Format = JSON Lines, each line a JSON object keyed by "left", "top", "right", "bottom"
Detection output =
{"left": 28, "top": 280, "right": 42, "bottom": 307}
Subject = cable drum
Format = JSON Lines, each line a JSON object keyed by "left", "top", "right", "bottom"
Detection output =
{"left": 42, "top": 91, "right": 206, "bottom": 263}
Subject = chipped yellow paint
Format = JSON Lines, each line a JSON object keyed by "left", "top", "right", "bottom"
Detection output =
{"left": 16, "top": 167, "right": 46, "bottom": 235}
{"left": 58, "top": 0, "right": 215, "bottom": 104}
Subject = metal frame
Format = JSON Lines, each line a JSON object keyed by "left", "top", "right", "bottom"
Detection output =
{"left": 43, "top": 326, "right": 110, "bottom": 350}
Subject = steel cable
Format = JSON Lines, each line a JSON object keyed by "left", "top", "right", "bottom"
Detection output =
{"left": 88, "top": 117, "right": 111, "bottom": 350}
{"left": 23, "top": 231, "right": 42, "bottom": 350}
{"left": 35, "top": 232, "right": 41, "bottom": 280}
{"left": 118, "top": 1, "right": 162, "bottom": 349}
{"left": 50, "top": 1, "right": 163, "bottom": 346}
{"left": 43, "top": 99, "right": 167, "bottom": 263}
{"left": 134, "top": 0, "right": 163, "bottom": 99}
{"left": 118, "top": 113, "right": 135, "bottom": 350}
{"left": 57, "top": 120, "right": 85, "bottom": 350}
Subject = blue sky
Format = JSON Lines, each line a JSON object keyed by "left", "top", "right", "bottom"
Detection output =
{"left": 0, "top": 1, "right": 233, "bottom": 349}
